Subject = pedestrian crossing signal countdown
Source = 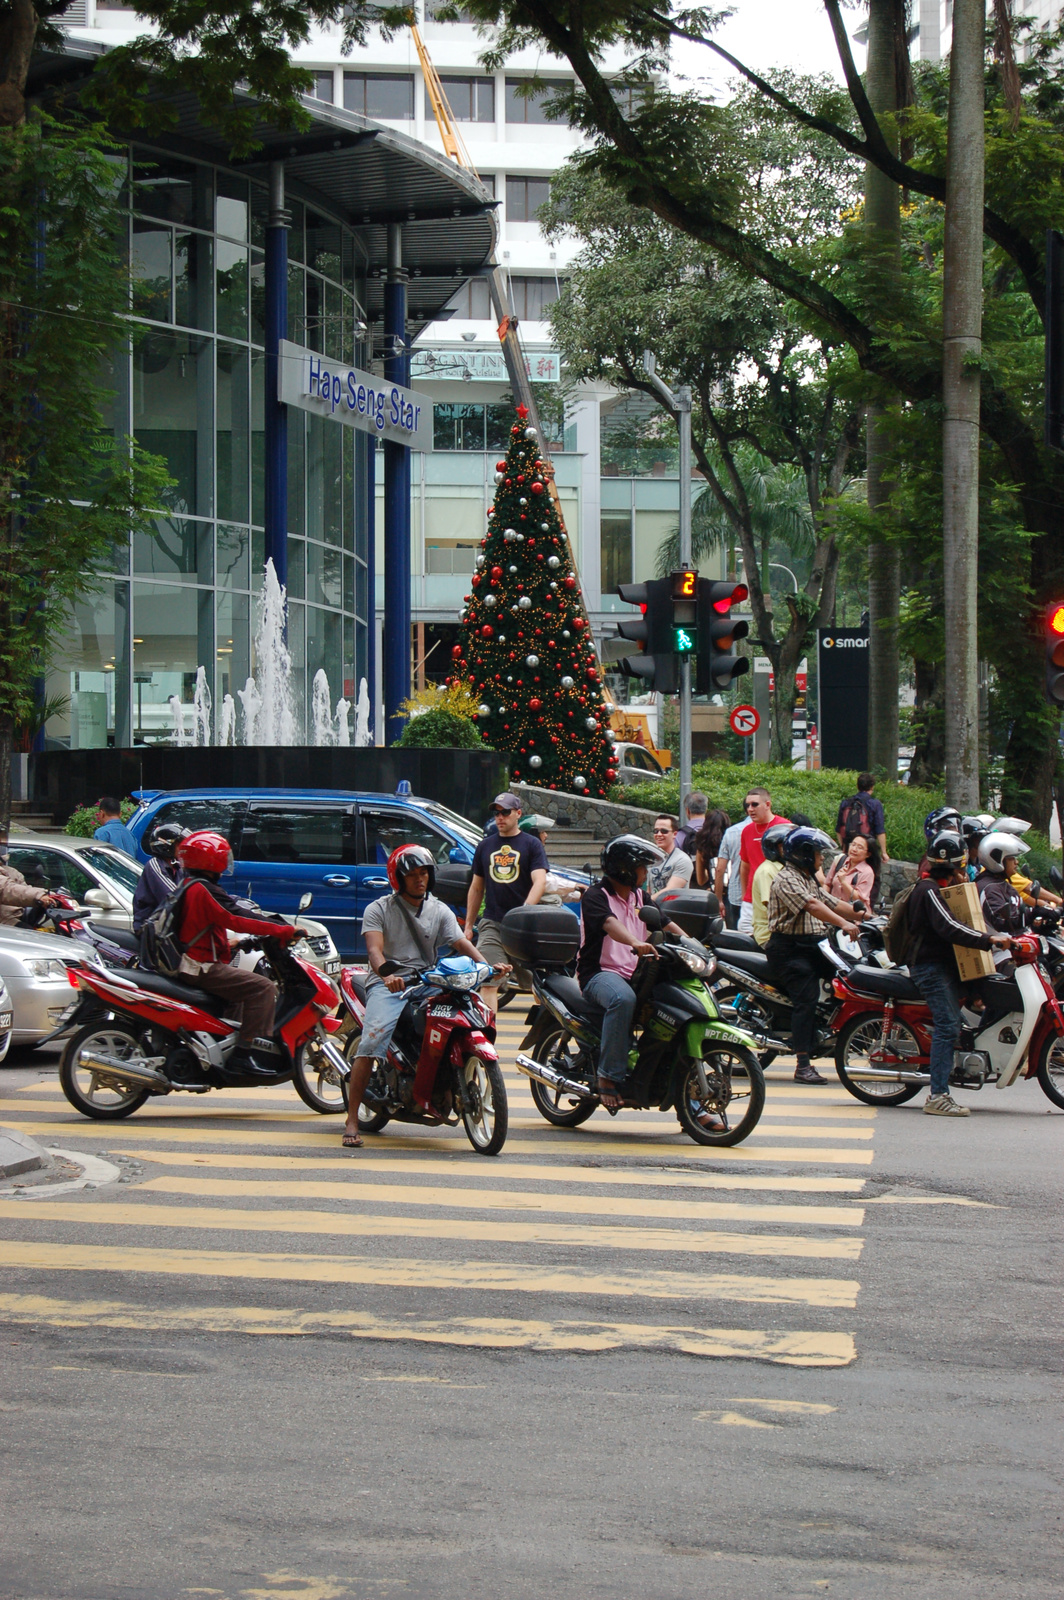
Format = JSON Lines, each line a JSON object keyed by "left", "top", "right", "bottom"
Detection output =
{"left": 1045, "top": 601, "right": 1064, "bottom": 705}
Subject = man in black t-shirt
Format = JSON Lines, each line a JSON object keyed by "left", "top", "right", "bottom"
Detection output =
{"left": 464, "top": 792, "right": 548, "bottom": 1014}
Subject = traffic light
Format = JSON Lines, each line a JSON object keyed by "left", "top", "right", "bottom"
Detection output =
{"left": 1045, "top": 600, "right": 1064, "bottom": 704}
{"left": 696, "top": 579, "right": 751, "bottom": 694}
{"left": 613, "top": 578, "right": 678, "bottom": 694}
{"left": 670, "top": 568, "right": 698, "bottom": 655}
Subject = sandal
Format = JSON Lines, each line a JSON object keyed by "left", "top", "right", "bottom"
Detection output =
{"left": 696, "top": 1110, "right": 727, "bottom": 1133}
{"left": 597, "top": 1077, "right": 625, "bottom": 1112}
{"left": 341, "top": 1128, "right": 364, "bottom": 1148}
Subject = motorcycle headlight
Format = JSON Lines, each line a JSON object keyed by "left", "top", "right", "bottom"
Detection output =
{"left": 676, "top": 946, "right": 710, "bottom": 975}
{"left": 23, "top": 958, "right": 69, "bottom": 980}
{"left": 445, "top": 971, "right": 479, "bottom": 990}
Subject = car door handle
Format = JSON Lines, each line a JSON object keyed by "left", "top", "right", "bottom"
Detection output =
{"left": 364, "top": 877, "right": 389, "bottom": 888}
{"left": 323, "top": 875, "right": 351, "bottom": 886}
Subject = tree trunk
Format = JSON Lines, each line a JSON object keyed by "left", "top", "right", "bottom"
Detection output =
{"left": 941, "top": 0, "right": 986, "bottom": 811}
{"left": 864, "top": 0, "right": 902, "bottom": 781}
{"left": 0, "top": 0, "right": 38, "bottom": 128}
{"left": 0, "top": 715, "right": 12, "bottom": 846}
{"left": 910, "top": 655, "right": 946, "bottom": 787}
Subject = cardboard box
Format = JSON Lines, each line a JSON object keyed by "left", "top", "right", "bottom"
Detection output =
{"left": 939, "top": 881, "right": 996, "bottom": 982}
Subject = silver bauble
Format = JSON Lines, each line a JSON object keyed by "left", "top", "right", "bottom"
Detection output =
{"left": 503, "top": 528, "right": 516, "bottom": 538}
{"left": 550, "top": 581, "right": 557, "bottom": 590}
{"left": 525, "top": 427, "right": 537, "bottom": 440}
{"left": 561, "top": 675, "right": 574, "bottom": 689}
{"left": 540, "top": 522, "right": 550, "bottom": 531}
{"left": 497, "top": 634, "right": 507, "bottom": 642}
{"left": 547, "top": 555, "right": 560, "bottom": 569}
{"left": 529, "top": 754, "right": 542, "bottom": 768}
{"left": 484, "top": 594, "right": 497, "bottom": 607}
{"left": 508, "top": 564, "right": 518, "bottom": 574}
{"left": 525, "top": 654, "right": 540, "bottom": 667}
{"left": 517, "top": 596, "right": 532, "bottom": 609}
{"left": 519, "top": 498, "right": 528, "bottom": 507}
{"left": 573, "top": 775, "right": 587, "bottom": 790}
{"left": 497, "top": 706, "right": 506, "bottom": 715}
{"left": 475, "top": 554, "right": 485, "bottom": 569}
{"left": 494, "top": 471, "right": 504, "bottom": 484}
{"left": 585, "top": 717, "right": 598, "bottom": 731}
{"left": 516, "top": 533, "right": 525, "bottom": 542}
{"left": 478, "top": 704, "right": 490, "bottom": 717}
{"left": 562, "top": 630, "right": 571, "bottom": 639}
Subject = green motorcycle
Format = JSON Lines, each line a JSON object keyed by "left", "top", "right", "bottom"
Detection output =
{"left": 513, "top": 904, "right": 766, "bottom": 1147}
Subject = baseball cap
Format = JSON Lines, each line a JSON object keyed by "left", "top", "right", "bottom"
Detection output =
{"left": 492, "top": 792, "right": 522, "bottom": 812}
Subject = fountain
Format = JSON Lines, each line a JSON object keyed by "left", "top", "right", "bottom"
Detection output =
{"left": 192, "top": 666, "right": 212, "bottom": 746}
{"left": 311, "top": 669, "right": 335, "bottom": 747}
{"left": 219, "top": 693, "right": 236, "bottom": 747}
{"left": 251, "top": 559, "right": 298, "bottom": 745}
{"left": 335, "top": 696, "right": 351, "bottom": 747}
{"left": 353, "top": 679, "right": 371, "bottom": 747}
{"left": 168, "top": 695, "right": 187, "bottom": 746}
{"left": 237, "top": 676, "right": 263, "bottom": 745}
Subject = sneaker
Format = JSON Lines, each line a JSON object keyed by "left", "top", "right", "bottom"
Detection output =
{"left": 794, "top": 1062, "right": 827, "bottom": 1084}
{"left": 923, "top": 1092, "right": 970, "bottom": 1117}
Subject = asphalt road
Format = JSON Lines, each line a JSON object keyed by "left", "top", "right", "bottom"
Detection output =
{"left": 1, "top": 1020, "right": 1062, "bottom": 1600}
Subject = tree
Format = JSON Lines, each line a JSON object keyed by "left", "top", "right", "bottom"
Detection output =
{"left": 0, "top": 115, "right": 170, "bottom": 836}
{"left": 452, "top": 406, "right": 615, "bottom": 793}
{"left": 540, "top": 146, "right": 859, "bottom": 765}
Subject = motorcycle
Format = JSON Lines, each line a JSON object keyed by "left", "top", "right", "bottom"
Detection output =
{"left": 342, "top": 954, "right": 508, "bottom": 1156}
{"left": 57, "top": 924, "right": 348, "bottom": 1120}
{"left": 831, "top": 932, "right": 1064, "bottom": 1107}
{"left": 512, "top": 902, "right": 766, "bottom": 1147}
{"left": 19, "top": 891, "right": 141, "bottom": 969}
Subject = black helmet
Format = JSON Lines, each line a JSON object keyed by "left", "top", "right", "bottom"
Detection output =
{"left": 782, "top": 826, "right": 833, "bottom": 874}
{"left": 387, "top": 843, "right": 436, "bottom": 896}
{"left": 601, "top": 833, "right": 664, "bottom": 887}
{"left": 925, "top": 829, "right": 967, "bottom": 873}
{"left": 759, "top": 822, "right": 792, "bottom": 865}
{"left": 147, "top": 822, "right": 189, "bottom": 861}
{"left": 925, "top": 806, "right": 962, "bottom": 844}
{"left": 959, "top": 814, "right": 992, "bottom": 844}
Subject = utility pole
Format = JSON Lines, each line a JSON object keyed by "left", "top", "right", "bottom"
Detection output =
{"left": 942, "top": 0, "right": 986, "bottom": 810}
{"left": 642, "top": 352, "right": 693, "bottom": 808}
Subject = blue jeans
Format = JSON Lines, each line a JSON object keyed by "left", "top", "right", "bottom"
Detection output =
{"left": 910, "top": 961, "right": 961, "bottom": 1095}
{"left": 358, "top": 982, "right": 411, "bottom": 1059}
{"left": 583, "top": 969, "right": 637, "bottom": 1084}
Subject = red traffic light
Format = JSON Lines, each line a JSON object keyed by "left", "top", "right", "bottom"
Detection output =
{"left": 1049, "top": 603, "right": 1064, "bottom": 635}
{"left": 713, "top": 583, "right": 747, "bottom": 613}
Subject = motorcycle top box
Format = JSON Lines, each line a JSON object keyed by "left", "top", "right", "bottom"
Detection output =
{"left": 500, "top": 905, "right": 581, "bottom": 969}
{"left": 654, "top": 888, "right": 721, "bottom": 940}
{"left": 434, "top": 862, "right": 474, "bottom": 909}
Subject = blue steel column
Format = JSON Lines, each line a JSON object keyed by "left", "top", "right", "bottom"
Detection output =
{"left": 264, "top": 161, "right": 289, "bottom": 594}
{"left": 382, "top": 222, "right": 410, "bottom": 744}
{"left": 364, "top": 433, "right": 377, "bottom": 743}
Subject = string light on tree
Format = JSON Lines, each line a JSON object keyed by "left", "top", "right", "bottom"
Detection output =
{"left": 451, "top": 406, "right": 615, "bottom": 793}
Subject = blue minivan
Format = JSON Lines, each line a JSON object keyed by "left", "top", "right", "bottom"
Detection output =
{"left": 126, "top": 787, "right": 487, "bottom": 959}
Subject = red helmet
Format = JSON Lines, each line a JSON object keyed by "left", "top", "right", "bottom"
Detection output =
{"left": 386, "top": 843, "right": 436, "bottom": 895}
{"left": 177, "top": 829, "right": 234, "bottom": 876}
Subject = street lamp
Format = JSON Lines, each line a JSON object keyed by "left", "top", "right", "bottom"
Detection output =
{"left": 769, "top": 562, "right": 799, "bottom": 593}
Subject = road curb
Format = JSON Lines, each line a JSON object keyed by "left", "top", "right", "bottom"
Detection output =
{"left": 0, "top": 1126, "right": 48, "bottom": 1181}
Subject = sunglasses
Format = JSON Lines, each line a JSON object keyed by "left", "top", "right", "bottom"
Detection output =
{"left": 652, "top": 827, "right": 672, "bottom": 835}
{"left": 744, "top": 800, "right": 763, "bottom": 810}
{"left": 493, "top": 807, "right": 515, "bottom": 816}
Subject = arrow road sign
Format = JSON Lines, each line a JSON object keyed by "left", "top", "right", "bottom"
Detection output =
{"left": 729, "top": 704, "right": 760, "bottom": 737}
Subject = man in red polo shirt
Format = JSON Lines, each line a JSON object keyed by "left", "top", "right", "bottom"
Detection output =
{"left": 738, "top": 788, "right": 791, "bottom": 934}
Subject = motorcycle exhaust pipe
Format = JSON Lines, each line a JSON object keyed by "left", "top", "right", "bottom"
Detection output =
{"left": 847, "top": 1066, "right": 929, "bottom": 1085}
{"left": 313, "top": 1032, "right": 350, "bottom": 1079}
{"left": 78, "top": 1051, "right": 170, "bottom": 1091}
{"left": 516, "top": 1053, "right": 596, "bottom": 1101}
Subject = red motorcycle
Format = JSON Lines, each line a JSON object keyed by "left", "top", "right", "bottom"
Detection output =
{"left": 57, "top": 932, "right": 347, "bottom": 1120}
{"left": 831, "top": 934, "right": 1064, "bottom": 1108}
{"left": 336, "top": 954, "right": 508, "bottom": 1156}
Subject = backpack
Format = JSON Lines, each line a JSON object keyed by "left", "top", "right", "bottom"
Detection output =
{"left": 882, "top": 883, "right": 916, "bottom": 966}
{"left": 139, "top": 879, "right": 206, "bottom": 977}
{"left": 840, "top": 795, "right": 873, "bottom": 841}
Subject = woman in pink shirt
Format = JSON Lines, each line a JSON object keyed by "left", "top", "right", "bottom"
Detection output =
{"left": 825, "top": 835, "right": 879, "bottom": 906}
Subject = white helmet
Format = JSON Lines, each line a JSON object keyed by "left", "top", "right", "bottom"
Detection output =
{"left": 994, "top": 816, "right": 1031, "bottom": 836}
{"left": 977, "top": 831, "right": 1028, "bottom": 875}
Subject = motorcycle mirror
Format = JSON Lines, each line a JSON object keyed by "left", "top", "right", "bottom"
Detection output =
{"left": 1029, "top": 881, "right": 1041, "bottom": 900}
{"left": 1052, "top": 867, "right": 1064, "bottom": 892}
{"left": 377, "top": 960, "right": 400, "bottom": 977}
{"left": 708, "top": 916, "right": 724, "bottom": 935}
{"left": 640, "top": 904, "right": 664, "bottom": 931}
{"left": 298, "top": 891, "right": 313, "bottom": 911}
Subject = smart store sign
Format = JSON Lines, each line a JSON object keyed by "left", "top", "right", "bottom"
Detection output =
{"left": 278, "top": 339, "right": 433, "bottom": 450}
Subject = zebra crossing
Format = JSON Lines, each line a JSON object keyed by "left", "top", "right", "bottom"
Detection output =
{"left": 0, "top": 1013, "right": 875, "bottom": 1367}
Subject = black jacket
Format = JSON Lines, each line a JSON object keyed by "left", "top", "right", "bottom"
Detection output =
{"left": 132, "top": 857, "right": 180, "bottom": 932}
{"left": 906, "top": 877, "right": 994, "bottom": 967}
{"left": 975, "top": 872, "right": 1027, "bottom": 936}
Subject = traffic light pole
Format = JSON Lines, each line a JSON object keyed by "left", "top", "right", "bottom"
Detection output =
{"left": 643, "top": 352, "right": 693, "bottom": 810}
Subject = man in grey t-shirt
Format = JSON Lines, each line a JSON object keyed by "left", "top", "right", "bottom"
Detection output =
{"left": 343, "top": 844, "right": 504, "bottom": 1148}
{"left": 714, "top": 818, "right": 748, "bottom": 930}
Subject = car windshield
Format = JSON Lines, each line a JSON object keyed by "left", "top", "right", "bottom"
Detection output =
{"left": 79, "top": 848, "right": 141, "bottom": 894}
{"left": 420, "top": 803, "right": 483, "bottom": 849}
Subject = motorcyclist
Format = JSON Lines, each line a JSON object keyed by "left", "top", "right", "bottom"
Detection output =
{"left": 766, "top": 826, "right": 869, "bottom": 1085}
{"left": 750, "top": 822, "right": 791, "bottom": 950}
{"left": 918, "top": 807, "right": 964, "bottom": 878}
{"left": 960, "top": 814, "right": 996, "bottom": 880}
{"left": 343, "top": 843, "right": 501, "bottom": 1147}
{"left": 132, "top": 822, "right": 188, "bottom": 933}
{"left": 0, "top": 845, "right": 61, "bottom": 926}
{"left": 170, "top": 830, "right": 303, "bottom": 1076}
{"left": 907, "top": 829, "right": 1013, "bottom": 1117}
{"left": 991, "top": 815, "right": 1064, "bottom": 910}
{"left": 974, "top": 831, "right": 1030, "bottom": 941}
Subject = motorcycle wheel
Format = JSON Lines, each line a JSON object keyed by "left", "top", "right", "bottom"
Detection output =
{"left": 711, "top": 984, "right": 778, "bottom": 1070}
{"left": 342, "top": 1027, "right": 391, "bottom": 1133}
{"left": 676, "top": 1045, "right": 765, "bottom": 1146}
{"left": 834, "top": 1013, "right": 923, "bottom": 1105}
{"left": 59, "top": 1023, "right": 152, "bottom": 1120}
{"left": 460, "top": 1054, "right": 508, "bottom": 1156}
{"left": 1034, "top": 1032, "right": 1064, "bottom": 1109}
{"left": 292, "top": 1035, "right": 348, "bottom": 1115}
{"left": 527, "top": 1027, "right": 597, "bottom": 1126}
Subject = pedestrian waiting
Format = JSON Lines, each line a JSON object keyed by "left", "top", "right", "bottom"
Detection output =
{"left": 836, "top": 773, "right": 889, "bottom": 862}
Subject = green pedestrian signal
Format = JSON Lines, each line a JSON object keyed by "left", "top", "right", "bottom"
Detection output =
{"left": 673, "top": 625, "right": 696, "bottom": 654}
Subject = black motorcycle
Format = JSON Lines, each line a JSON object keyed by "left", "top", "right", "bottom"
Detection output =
{"left": 509, "top": 902, "right": 765, "bottom": 1147}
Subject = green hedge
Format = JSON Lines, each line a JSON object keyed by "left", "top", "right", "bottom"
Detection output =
{"left": 395, "top": 709, "right": 485, "bottom": 749}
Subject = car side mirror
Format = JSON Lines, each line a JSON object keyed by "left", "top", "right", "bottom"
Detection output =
{"left": 640, "top": 904, "right": 663, "bottom": 931}
{"left": 83, "top": 887, "right": 116, "bottom": 910}
{"left": 449, "top": 847, "right": 465, "bottom": 863}
{"left": 298, "top": 892, "right": 313, "bottom": 911}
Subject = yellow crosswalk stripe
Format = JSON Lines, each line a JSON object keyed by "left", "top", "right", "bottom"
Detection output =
{"left": 0, "top": 1240, "right": 860, "bottom": 1308}
{"left": 0, "top": 1198, "right": 863, "bottom": 1259}
{"left": 506, "top": 1115, "right": 872, "bottom": 1140}
{"left": 0, "top": 1290, "right": 856, "bottom": 1365}
{"left": 4, "top": 1118, "right": 874, "bottom": 1164}
{"left": 122, "top": 1149, "right": 866, "bottom": 1194}
{"left": 138, "top": 1174, "right": 865, "bottom": 1227}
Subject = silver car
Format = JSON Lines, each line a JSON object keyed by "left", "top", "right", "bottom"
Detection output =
{"left": 0, "top": 926, "right": 88, "bottom": 1046}
{"left": 0, "top": 975, "right": 12, "bottom": 1061}
{"left": 5, "top": 834, "right": 140, "bottom": 931}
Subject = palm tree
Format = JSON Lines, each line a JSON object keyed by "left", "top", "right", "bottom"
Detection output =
{"left": 656, "top": 447, "right": 815, "bottom": 593}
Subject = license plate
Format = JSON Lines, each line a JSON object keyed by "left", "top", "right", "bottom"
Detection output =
{"left": 0, "top": 1013, "right": 12, "bottom": 1030}
{"left": 325, "top": 959, "right": 341, "bottom": 975}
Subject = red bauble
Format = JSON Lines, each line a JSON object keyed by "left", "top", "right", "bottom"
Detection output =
{"left": 587, "top": 667, "right": 598, "bottom": 680}
{"left": 481, "top": 625, "right": 494, "bottom": 638}
{"left": 527, "top": 538, "right": 535, "bottom": 548}
{"left": 491, "top": 566, "right": 503, "bottom": 581}
{"left": 495, "top": 460, "right": 507, "bottom": 471}
{"left": 529, "top": 698, "right": 542, "bottom": 712}
{"left": 573, "top": 617, "right": 586, "bottom": 631}
{"left": 564, "top": 576, "right": 576, "bottom": 590}
{"left": 451, "top": 644, "right": 462, "bottom": 659}
{"left": 516, "top": 474, "right": 525, "bottom": 484}
{"left": 534, "top": 459, "right": 544, "bottom": 469}
{"left": 519, "top": 514, "right": 527, "bottom": 521}
{"left": 531, "top": 482, "right": 544, "bottom": 495}
{"left": 511, "top": 425, "right": 521, "bottom": 435}
{"left": 547, "top": 639, "right": 555, "bottom": 649}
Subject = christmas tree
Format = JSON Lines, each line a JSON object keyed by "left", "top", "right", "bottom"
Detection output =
{"left": 450, "top": 405, "right": 617, "bottom": 794}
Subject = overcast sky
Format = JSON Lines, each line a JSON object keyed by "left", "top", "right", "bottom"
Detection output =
{"left": 670, "top": 0, "right": 866, "bottom": 95}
